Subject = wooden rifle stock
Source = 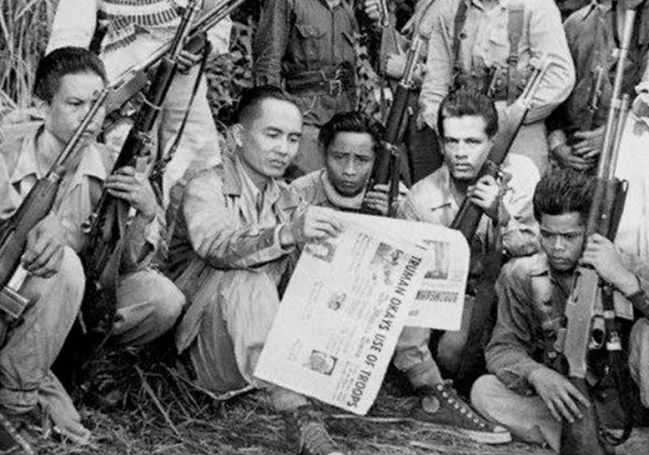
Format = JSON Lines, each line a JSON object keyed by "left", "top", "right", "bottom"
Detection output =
{"left": 0, "top": 89, "right": 108, "bottom": 320}
{"left": 450, "top": 60, "right": 551, "bottom": 240}
{"left": 559, "top": 9, "right": 636, "bottom": 455}
{"left": 82, "top": 1, "right": 202, "bottom": 299}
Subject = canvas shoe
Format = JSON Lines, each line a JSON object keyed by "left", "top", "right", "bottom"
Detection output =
{"left": 284, "top": 405, "right": 346, "bottom": 455}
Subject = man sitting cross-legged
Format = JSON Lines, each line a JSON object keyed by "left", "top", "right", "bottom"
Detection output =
{"left": 291, "top": 110, "right": 403, "bottom": 215}
{"left": 170, "top": 86, "right": 347, "bottom": 455}
{"left": 393, "top": 87, "right": 540, "bottom": 444}
{"left": 471, "top": 168, "right": 649, "bottom": 452}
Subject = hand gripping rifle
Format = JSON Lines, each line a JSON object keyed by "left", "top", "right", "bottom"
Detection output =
{"left": 451, "top": 60, "right": 550, "bottom": 392}
{"left": 450, "top": 59, "right": 550, "bottom": 240}
{"left": 79, "top": 0, "right": 204, "bottom": 333}
{"left": 0, "top": 90, "right": 108, "bottom": 336}
{"left": 104, "top": 0, "right": 247, "bottom": 116}
{"left": 558, "top": 9, "right": 636, "bottom": 455}
{"left": 361, "top": 0, "right": 435, "bottom": 217}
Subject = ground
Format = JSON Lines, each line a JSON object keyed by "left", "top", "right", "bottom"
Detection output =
{"left": 37, "top": 346, "right": 649, "bottom": 455}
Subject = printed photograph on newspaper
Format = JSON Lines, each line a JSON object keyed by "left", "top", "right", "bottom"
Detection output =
{"left": 361, "top": 216, "right": 470, "bottom": 330}
{"left": 254, "top": 212, "right": 468, "bottom": 415}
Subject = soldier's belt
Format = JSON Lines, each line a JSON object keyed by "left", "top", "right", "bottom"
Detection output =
{"left": 285, "top": 68, "right": 355, "bottom": 96}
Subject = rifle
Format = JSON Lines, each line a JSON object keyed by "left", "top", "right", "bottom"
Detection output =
{"left": 450, "top": 59, "right": 551, "bottom": 239}
{"left": 558, "top": 8, "right": 636, "bottom": 455}
{"left": 79, "top": 0, "right": 204, "bottom": 333}
{"left": 582, "top": 66, "right": 605, "bottom": 132}
{"left": 104, "top": 0, "right": 246, "bottom": 115}
{"left": 361, "top": 0, "right": 436, "bottom": 216}
{"left": 0, "top": 89, "right": 108, "bottom": 334}
{"left": 375, "top": 0, "right": 404, "bottom": 121}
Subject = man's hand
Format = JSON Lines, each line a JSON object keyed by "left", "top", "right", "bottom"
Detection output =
{"left": 22, "top": 214, "right": 66, "bottom": 278}
{"left": 363, "top": 183, "right": 408, "bottom": 216}
{"left": 363, "top": 0, "right": 382, "bottom": 21}
{"left": 581, "top": 233, "right": 641, "bottom": 296}
{"left": 104, "top": 166, "right": 158, "bottom": 222}
{"left": 552, "top": 144, "right": 595, "bottom": 171}
{"left": 468, "top": 175, "right": 500, "bottom": 219}
{"left": 572, "top": 126, "right": 605, "bottom": 162}
{"left": 529, "top": 367, "right": 590, "bottom": 423}
{"left": 385, "top": 53, "right": 407, "bottom": 79}
{"left": 176, "top": 49, "right": 202, "bottom": 74}
{"left": 280, "top": 206, "right": 342, "bottom": 247}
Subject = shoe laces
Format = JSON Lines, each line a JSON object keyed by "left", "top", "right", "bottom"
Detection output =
{"left": 432, "top": 382, "right": 489, "bottom": 429}
{"left": 294, "top": 406, "right": 342, "bottom": 455}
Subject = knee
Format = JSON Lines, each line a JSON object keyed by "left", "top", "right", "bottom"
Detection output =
{"left": 470, "top": 374, "right": 501, "bottom": 416}
{"left": 148, "top": 277, "right": 185, "bottom": 329}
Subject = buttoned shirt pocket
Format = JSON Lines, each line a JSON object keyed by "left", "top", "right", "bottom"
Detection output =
{"left": 485, "top": 23, "right": 509, "bottom": 66}
{"left": 295, "top": 23, "right": 326, "bottom": 68}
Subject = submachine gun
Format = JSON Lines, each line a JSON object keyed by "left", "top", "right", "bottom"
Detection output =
{"left": 0, "top": 90, "right": 108, "bottom": 339}
{"left": 558, "top": 8, "right": 637, "bottom": 455}
{"left": 361, "top": 0, "right": 435, "bottom": 216}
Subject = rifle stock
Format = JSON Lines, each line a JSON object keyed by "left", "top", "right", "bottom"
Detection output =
{"left": 559, "top": 8, "right": 636, "bottom": 454}
{"left": 0, "top": 89, "right": 108, "bottom": 323}
{"left": 450, "top": 61, "right": 550, "bottom": 240}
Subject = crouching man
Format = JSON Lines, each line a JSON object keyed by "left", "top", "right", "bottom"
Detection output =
{"left": 291, "top": 110, "right": 403, "bottom": 215}
{"left": 0, "top": 47, "right": 184, "bottom": 452}
{"left": 471, "top": 168, "right": 649, "bottom": 451}
{"left": 393, "top": 88, "right": 540, "bottom": 444}
{"left": 171, "top": 86, "right": 346, "bottom": 455}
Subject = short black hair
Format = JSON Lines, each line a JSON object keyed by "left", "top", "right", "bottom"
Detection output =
{"left": 533, "top": 167, "right": 595, "bottom": 222}
{"left": 318, "top": 111, "right": 385, "bottom": 155}
{"left": 236, "top": 85, "right": 299, "bottom": 124}
{"left": 437, "top": 87, "right": 499, "bottom": 138}
{"left": 34, "top": 47, "right": 107, "bottom": 103}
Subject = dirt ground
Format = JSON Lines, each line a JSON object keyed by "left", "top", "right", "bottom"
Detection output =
{"left": 37, "top": 350, "right": 649, "bottom": 455}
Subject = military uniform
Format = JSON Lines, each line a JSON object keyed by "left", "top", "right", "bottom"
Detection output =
{"left": 253, "top": 0, "right": 359, "bottom": 175}
{"left": 418, "top": 0, "right": 575, "bottom": 173}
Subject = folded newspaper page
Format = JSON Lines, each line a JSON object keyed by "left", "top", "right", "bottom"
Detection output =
{"left": 364, "top": 216, "right": 470, "bottom": 330}
{"left": 255, "top": 213, "right": 469, "bottom": 415}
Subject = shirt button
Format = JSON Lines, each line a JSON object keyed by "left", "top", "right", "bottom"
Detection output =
{"left": 459, "top": 32, "right": 467, "bottom": 39}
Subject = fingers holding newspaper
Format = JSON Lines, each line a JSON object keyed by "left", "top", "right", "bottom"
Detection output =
{"left": 280, "top": 206, "right": 342, "bottom": 247}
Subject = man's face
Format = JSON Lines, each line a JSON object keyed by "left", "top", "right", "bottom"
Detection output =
{"left": 441, "top": 115, "right": 493, "bottom": 181}
{"left": 237, "top": 98, "right": 302, "bottom": 179}
{"left": 43, "top": 72, "right": 106, "bottom": 145}
{"left": 325, "top": 131, "right": 376, "bottom": 197}
{"left": 539, "top": 212, "right": 586, "bottom": 273}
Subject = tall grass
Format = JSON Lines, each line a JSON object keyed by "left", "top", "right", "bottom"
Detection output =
{"left": 0, "top": 0, "right": 57, "bottom": 117}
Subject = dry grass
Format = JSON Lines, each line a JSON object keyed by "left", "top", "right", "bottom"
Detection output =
{"left": 0, "top": 0, "right": 57, "bottom": 116}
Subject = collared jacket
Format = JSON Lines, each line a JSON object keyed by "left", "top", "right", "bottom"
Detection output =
{"left": 0, "top": 122, "right": 162, "bottom": 273}
{"left": 547, "top": 2, "right": 649, "bottom": 136}
{"left": 172, "top": 151, "right": 302, "bottom": 361}
{"left": 252, "top": 0, "right": 359, "bottom": 126}
{"left": 290, "top": 168, "right": 364, "bottom": 211}
{"left": 418, "top": 0, "right": 575, "bottom": 130}
{"left": 398, "top": 154, "right": 540, "bottom": 261}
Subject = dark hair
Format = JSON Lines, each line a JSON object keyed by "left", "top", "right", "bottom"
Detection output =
{"left": 34, "top": 47, "right": 107, "bottom": 103}
{"left": 437, "top": 88, "right": 498, "bottom": 138}
{"left": 236, "top": 85, "right": 299, "bottom": 124}
{"left": 318, "top": 111, "right": 385, "bottom": 154}
{"left": 533, "top": 168, "right": 595, "bottom": 222}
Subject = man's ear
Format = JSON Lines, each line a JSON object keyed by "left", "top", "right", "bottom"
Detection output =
{"left": 231, "top": 123, "right": 244, "bottom": 147}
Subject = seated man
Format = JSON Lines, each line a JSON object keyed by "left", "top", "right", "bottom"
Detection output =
{"left": 291, "top": 110, "right": 400, "bottom": 214}
{"left": 394, "top": 88, "right": 539, "bottom": 443}
{"left": 0, "top": 47, "right": 184, "bottom": 452}
{"left": 471, "top": 163, "right": 649, "bottom": 450}
{"left": 171, "top": 86, "right": 345, "bottom": 455}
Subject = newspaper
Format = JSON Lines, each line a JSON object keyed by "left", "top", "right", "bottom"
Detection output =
{"left": 364, "top": 216, "right": 470, "bottom": 330}
{"left": 254, "top": 212, "right": 469, "bottom": 415}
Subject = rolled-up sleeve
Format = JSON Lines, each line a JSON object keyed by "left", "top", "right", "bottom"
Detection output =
{"left": 252, "top": 0, "right": 291, "bottom": 86}
{"left": 182, "top": 171, "right": 292, "bottom": 269}
{"left": 46, "top": 0, "right": 98, "bottom": 53}
{"left": 202, "top": 0, "right": 232, "bottom": 56}
{"left": 499, "top": 156, "right": 540, "bottom": 257}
